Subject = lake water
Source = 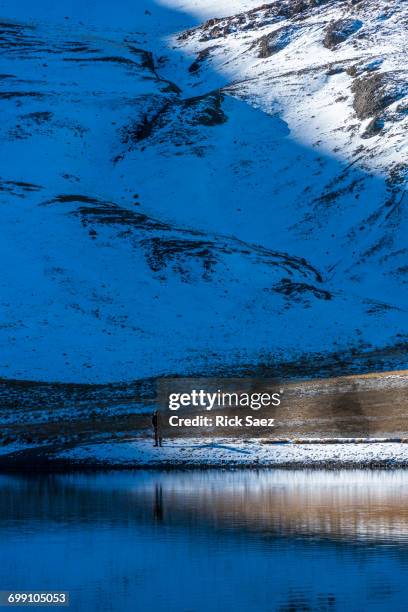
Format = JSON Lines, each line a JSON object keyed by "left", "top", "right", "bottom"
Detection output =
{"left": 1, "top": 469, "right": 408, "bottom": 611}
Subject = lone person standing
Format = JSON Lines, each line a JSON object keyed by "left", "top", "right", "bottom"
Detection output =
{"left": 152, "top": 410, "right": 162, "bottom": 447}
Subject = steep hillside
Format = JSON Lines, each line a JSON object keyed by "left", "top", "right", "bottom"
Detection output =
{"left": 0, "top": 0, "right": 407, "bottom": 384}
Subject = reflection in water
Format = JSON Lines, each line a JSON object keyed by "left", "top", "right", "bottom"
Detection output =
{"left": 153, "top": 484, "right": 164, "bottom": 523}
{"left": 1, "top": 470, "right": 408, "bottom": 611}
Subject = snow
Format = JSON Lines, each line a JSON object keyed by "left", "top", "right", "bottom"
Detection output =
{"left": 0, "top": 0, "right": 407, "bottom": 383}
{"left": 156, "top": 0, "right": 263, "bottom": 21}
{"left": 57, "top": 439, "right": 408, "bottom": 468}
{"left": 0, "top": 442, "right": 37, "bottom": 456}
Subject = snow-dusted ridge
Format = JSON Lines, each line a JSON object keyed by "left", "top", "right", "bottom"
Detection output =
{"left": 0, "top": 0, "right": 407, "bottom": 384}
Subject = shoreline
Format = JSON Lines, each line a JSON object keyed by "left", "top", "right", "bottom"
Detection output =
{"left": 3, "top": 369, "right": 408, "bottom": 473}
{"left": 3, "top": 439, "right": 408, "bottom": 472}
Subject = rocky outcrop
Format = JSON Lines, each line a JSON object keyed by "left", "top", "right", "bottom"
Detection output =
{"left": 254, "top": 26, "right": 300, "bottom": 58}
{"left": 323, "top": 18, "right": 362, "bottom": 48}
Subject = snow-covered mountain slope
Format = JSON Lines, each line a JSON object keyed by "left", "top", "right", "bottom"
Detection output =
{"left": 0, "top": 0, "right": 407, "bottom": 383}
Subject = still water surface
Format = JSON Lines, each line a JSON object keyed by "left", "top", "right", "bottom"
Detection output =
{"left": 1, "top": 469, "right": 408, "bottom": 611}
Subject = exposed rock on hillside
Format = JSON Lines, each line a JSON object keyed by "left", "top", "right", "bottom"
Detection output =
{"left": 351, "top": 73, "right": 401, "bottom": 120}
{"left": 255, "top": 26, "right": 300, "bottom": 57}
{"left": 323, "top": 18, "right": 362, "bottom": 48}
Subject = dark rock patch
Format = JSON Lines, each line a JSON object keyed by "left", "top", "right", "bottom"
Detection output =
{"left": 141, "top": 237, "right": 219, "bottom": 280}
{"left": 326, "top": 65, "right": 345, "bottom": 76}
{"left": 46, "top": 194, "right": 100, "bottom": 205}
{"left": 346, "top": 65, "right": 358, "bottom": 77}
{"left": 128, "top": 102, "right": 171, "bottom": 143}
{"left": 361, "top": 116, "right": 384, "bottom": 139}
{"left": 313, "top": 177, "right": 365, "bottom": 206}
{"left": 323, "top": 18, "right": 363, "bottom": 49}
{"left": 127, "top": 46, "right": 155, "bottom": 71}
{"left": 274, "top": 278, "right": 332, "bottom": 301}
{"left": 183, "top": 91, "right": 227, "bottom": 126}
{"left": 76, "top": 204, "right": 169, "bottom": 232}
{"left": 188, "top": 46, "right": 219, "bottom": 73}
{"left": 351, "top": 73, "right": 398, "bottom": 120}
{"left": 383, "top": 163, "right": 408, "bottom": 212}
{"left": 254, "top": 26, "right": 299, "bottom": 58}
{"left": 122, "top": 92, "right": 227, "bottom": 151}
{"left": 0, "top": 179, "right": 42, "bottom": 198}
{"left": 60, "top": 42, "right": 100, "bottom": 54}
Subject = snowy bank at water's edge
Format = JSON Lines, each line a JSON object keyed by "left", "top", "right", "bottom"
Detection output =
{"left": 54, "top": 439, "right": 408, "bottom": 469}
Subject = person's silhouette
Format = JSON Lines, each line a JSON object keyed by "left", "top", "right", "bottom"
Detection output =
{"left": 152, "top": 410, "right": 163, "bottom": 447}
